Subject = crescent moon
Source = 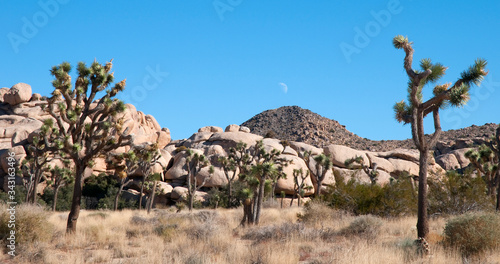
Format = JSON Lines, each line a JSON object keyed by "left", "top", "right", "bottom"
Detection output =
{"left": 279, "top": 82, "right": 288, "bottom": 94}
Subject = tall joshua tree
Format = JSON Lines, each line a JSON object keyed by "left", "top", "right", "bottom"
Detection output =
{"left": 45, "top": 60, "right": 133, "bottom": 233}
{"left": 185, "top": 149, "right": 214, "bottom": 211}
{"left": 392, "top": 35, "right": 488, "bottom": 240}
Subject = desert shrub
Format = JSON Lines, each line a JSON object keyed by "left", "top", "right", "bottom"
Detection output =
{"left": 323, "top": 176, "right": 417, "bottom": 217}
{"left": 242, "top": 223, "right": 319, "bottom": 242}
{"left": 398, "top": 238, "right": 420, "bottom": 262}
{"left": 339, "top": 215, "right": 383, "bottom": 239}
{"left": 428, "top": 170, "right": 493, "bottom": 216}
{"left": 443, "top": 212, "right": 500, "bottom": 257}
{"left": 207, "top": 186, "right": 241, "bottom": 209}
{"left": 185, "top": 211, "right": 222, "bottom": 240}
{"left": 297, "top": 200, "right": 349, "bottom": 228}
{"left": 154, "top": 224, "right": 178, "bottom": 242}
{"left": 0, "top": 203, "right": 53, "bottom": 257}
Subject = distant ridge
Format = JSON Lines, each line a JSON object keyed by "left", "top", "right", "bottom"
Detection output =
{"left": 241, "top": 106, "right": 498, "bottom": 152}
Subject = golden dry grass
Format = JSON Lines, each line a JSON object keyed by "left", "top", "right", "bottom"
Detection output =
{"left": 2, "top": 204, "right": 500, "bottom": 264}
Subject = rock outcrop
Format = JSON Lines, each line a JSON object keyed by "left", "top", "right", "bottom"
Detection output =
{"left": 4, "top": 83, "right": 32, "bottom": 106}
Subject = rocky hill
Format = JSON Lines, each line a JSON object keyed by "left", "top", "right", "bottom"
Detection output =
{"left": 241, "top": 106, "right": 498, "bottom": 153}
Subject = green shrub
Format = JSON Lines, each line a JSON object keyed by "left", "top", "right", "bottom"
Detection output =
{"left": 40, "top": 183, "right": 74, "bottom": 211}
{"left": 443, "top": 212, "right": 500, "bottom": 256}
{"left": 323, "top": 176, "right": 417, "bottom": 217}
{"left": 428, "top": 170, "right": 493, "bottom": 215}
{"left": 339, "top": 215, "right": 383, "bottom": 239}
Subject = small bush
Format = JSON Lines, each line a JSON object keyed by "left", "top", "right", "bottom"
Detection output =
{"left": 242, "top": 223, "right": 319, "bottom": 242}
{"left": 0, "top": 204, "right": 54, "bottom": 255}
{"left": 428, "top": 170, "right": 493, "bottom": 216}
{"left": 339, "top": 215, "right": 383, "bottom": 239}
{"left": 443, "top": 212, "right": 500, "bottom": 256}
{"left": 297, "top": 200, "right": 349, "bottom": 228}
{"left": 154, "top": 224, "right": 178, "bottom": 242}
{"left": 398, "top": 238, "right": 419, "bottom": 262}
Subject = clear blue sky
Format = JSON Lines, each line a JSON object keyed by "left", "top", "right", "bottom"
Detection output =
{"left": 2, "top": 1, "right": 499, "bottom": 140}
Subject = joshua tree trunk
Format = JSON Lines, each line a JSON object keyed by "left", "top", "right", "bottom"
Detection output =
{"left": 67, "top": 164, "right": 84, "bottom": 233}
{"left": 114, "top": 178, "right": 126, "bottom": 211}
{"left": 254, "top": 177, "right": 266, "bottom": 225}
{"left": 227, "top": 180, "right": 232, "bottom": 207}
{"left": 315, "top": 164, "right": 323, "bottom": 198}
{"left": 240, "top": 198, "right": 254, "bottom": 226}
{"left": 139, "top": 176, "right": 145, "bottom": 210}
{"left": 147, "top": 181, "right": 157, "bottom": 214}
{"left": 25, "top": 179, "right": 32, "bottom": 203}
{"left": 30, "top": 172, "right": 40, "bottom": 204}
{"left": 416, "top": 150, "right": 430, "bottom": 239}
{"left": 53, "top": 185, "right": 61, "bottom": 211}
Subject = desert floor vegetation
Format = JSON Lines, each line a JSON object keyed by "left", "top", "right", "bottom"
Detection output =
{"left": 1, "top": 202, "right": 500, "bottom": 264}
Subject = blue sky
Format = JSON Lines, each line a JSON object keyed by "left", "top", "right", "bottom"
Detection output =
{"left": 2, "top": 0, "right": 499, "bottom": 140}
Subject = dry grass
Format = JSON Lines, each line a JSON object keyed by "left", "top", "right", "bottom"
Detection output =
{"left": 1, "top": 204, "right": 500, "bottom": 264}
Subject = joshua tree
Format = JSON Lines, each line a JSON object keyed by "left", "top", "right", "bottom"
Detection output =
{"left": 345, "top": 156, "right": 379, "bottom": 185}
{"left": 21, "top": 119, "right": 60, "bottom": 204}
{"left": 134, "top": 143, "right": 161, "bottom": 210}
{"left": 45, "top": 60, "right": 133, "bottom": 233}
{"left": 465, "top": 127, "right": 500, "bottom": 210}
{"left": 106, "top": 143, "right": 161, "bottom": 211}
{"left": 218, "top": 155, "right": 238, "bottom": 207}
{"left": 226, "top": 142, "right": 257, "bottom": 225}
{"left": 46, "top": 164, "right": 73, "bottom": 211}
{"left": 302, "top": 151, "right": 333, "bottom": 198}
{"left": 392, "top": 35, "right": 488, "bottom": 240}
{"left": 185, "top": 149, "right": 214, "bottom": 211}
{"left": 291, "top": 168, "right": 311, "bottom": 207}
{"left": 224, "top": 141, "right": 288, "bottom": 225}
{"left": 251, "top": 161, "right": 278, "bottom": 224}
{"left": 145, "top": 173, "right": 163, "bottom": 214}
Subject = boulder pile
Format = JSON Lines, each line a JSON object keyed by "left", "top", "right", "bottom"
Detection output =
{"left": 0, "top": 83, "right": 482, "bottom": 207}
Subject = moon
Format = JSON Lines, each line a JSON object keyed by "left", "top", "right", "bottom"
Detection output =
{"left": 279, "top": 82, "right": 288, "bottom": 94}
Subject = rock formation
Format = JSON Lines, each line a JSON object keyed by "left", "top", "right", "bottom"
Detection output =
{"left": 0, "top": 84, "right": 493, "bottom": 208}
